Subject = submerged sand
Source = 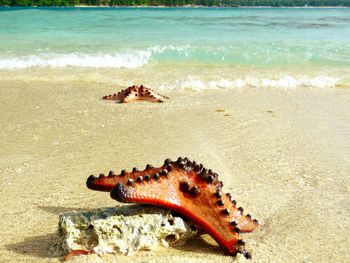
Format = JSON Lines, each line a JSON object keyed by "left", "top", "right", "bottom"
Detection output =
{"left": 0, "top": 79, "right": 349, "bottom": 263}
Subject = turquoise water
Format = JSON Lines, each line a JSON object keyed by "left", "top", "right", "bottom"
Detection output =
{"left": 0, "top": 7, "right": 349, "bottom": 88}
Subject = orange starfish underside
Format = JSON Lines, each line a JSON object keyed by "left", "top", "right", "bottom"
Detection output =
{"left": 87, "top": 157, "right": 259, "bottom": 258}
{"left": 102, "top": 85, "right": 168, "bottom": 103}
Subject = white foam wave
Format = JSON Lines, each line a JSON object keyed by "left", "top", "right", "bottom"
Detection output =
{"left": 0, "top": 51, "right": 152, "bottom": 69}
{"left": 0, "top": 45, "right": 193, "bottom": 69}
{"left": 159, "top": 76, "right": 338, "bottom": 90}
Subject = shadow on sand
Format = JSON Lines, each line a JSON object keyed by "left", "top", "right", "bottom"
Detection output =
{"left": 172, "top": 235, "right": 223, "bottom": 256}
{"left": 39, "top": 205, "right": 91, "bottom": 215}
{"left": 5, "top": 233, "right": 58, "bottom": 259}
{"left": 5, "top": 206, "right": 83, "bottom": 260}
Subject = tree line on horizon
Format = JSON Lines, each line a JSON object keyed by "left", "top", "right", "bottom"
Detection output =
{"left": 1, "top": 0, "right": 349, "bottom": 7}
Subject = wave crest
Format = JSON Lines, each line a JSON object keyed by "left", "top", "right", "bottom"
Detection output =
{"left": 0, "top": 45, "right": 194, "bottom": 69}
{"left": 0, "top": 51, "right": 153, "bottom": 69}
{"left": 1, "top": 43, "right": 349, "bottom": 69}
{"left": 159, "top": 76, "right": 338, "bottom": 90}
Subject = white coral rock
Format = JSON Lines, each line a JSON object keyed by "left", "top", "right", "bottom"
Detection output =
{"left": 50, "top": 205, "right": 197, "bottom": 256}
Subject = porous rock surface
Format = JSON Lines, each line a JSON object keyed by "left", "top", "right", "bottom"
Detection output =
{"left": 50, "top": 205, "right": 197, "bottom": 256}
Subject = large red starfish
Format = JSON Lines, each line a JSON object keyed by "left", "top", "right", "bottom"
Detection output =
{"left": 87, "top": 157, "right": 259, "bottom": 258}
{"left": 102, "top": 85, "right": 168, "bottom": 103}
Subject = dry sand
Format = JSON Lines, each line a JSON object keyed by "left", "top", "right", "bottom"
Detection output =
{"left": 0, "top": 79, "right": 349, "bottom": 263}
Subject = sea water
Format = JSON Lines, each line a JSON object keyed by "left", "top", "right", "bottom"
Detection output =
{"left": 0, "top": 7, "right": 349, "bottom": 89}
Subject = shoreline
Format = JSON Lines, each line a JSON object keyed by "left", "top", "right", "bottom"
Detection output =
{"left": 0, "top": 66, "right": 349, "bottom": 90}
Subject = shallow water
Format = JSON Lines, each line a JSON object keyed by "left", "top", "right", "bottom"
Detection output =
{"left": 0, "top": 7, "right": 349, "bottom": 89}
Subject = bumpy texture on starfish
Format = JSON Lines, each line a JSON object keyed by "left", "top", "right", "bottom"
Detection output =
{"left": 102, "top": 85, "right": 168, "bottom": 103}
{"left": 87, "top": 157, "right": 259, "bottom": 258}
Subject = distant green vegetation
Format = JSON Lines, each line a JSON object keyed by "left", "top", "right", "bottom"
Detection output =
{"left": 1, "top": 0, "right": 349, "bottom": 7}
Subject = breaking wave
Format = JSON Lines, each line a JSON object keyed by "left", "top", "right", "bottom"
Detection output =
{"left": 1, "top": 42, "right": 349, "bottom": 69}
{"left": 0, "top": 51, "right": 152, "bottom": 69}
{"left": 159, "top": 75, "right": 339, "bottom": 90}
{"left": 0, "top": 46, "right": 191, "bottom": 69}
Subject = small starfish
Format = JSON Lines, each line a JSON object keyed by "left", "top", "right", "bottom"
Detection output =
{"left": 87, "top": 157, "right": 259, "bottom": 258}
{"left": 102, "top": 85, "right": 168, "bottom": 103}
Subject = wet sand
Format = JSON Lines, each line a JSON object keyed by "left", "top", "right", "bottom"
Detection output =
{"left": 0, "top": 79, "right": 349, "bottom": 263}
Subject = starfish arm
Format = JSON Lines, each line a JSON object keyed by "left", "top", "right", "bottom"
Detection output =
{"left": 102, "top": 89, "right": 129, "bottom": 101}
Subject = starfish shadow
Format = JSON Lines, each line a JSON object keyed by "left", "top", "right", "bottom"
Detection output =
{"left": 38, "top": 205, "right": 91, "bottom": 215}
{"left": 172, "top": 235, "right": 223, "bottom": 256}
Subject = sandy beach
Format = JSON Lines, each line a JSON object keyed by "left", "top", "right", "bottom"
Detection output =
{"left": 0, "top": 78, "right": 349, "bottom": 263}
